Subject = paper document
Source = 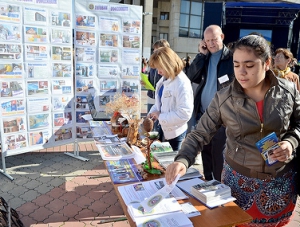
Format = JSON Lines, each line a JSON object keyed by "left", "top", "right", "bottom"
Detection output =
{"left": 140, "top": 174, "right": 181, "bottom": 212}
{"left": 140, "top": 73, "right": 155, "bottom": 91}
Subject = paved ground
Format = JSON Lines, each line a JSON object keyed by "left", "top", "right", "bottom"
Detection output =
{"left": 0, "top": 141, "right": 299, "bottom": 227}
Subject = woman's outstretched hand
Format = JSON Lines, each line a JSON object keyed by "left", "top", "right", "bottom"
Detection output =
{"left": 165, "top": 162, "right": 187, "bottom": 185}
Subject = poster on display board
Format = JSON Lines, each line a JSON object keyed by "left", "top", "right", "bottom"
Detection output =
{"left": 74, "top": 0, "right": 142, "bottom": 139}
{"left": 0, "top": 0, "right": 74, "bottom": 164}
{"left": 0, "top": 0, "right": 143, "bottom": 179}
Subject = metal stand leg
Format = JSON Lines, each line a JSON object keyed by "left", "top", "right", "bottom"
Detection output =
{"left": 64, "top": 140, "right": 89, "bottom": 161}
{"left": 0, "top": 154, "right": 14, "bottom": 180}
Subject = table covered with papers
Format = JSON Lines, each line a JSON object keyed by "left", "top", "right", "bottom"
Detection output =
{"left": 89, "top": 120, "right": 253, "bottom": 227}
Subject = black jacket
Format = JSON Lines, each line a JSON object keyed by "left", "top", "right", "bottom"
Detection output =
{"left": 187, "top": 45, "right": 235, "bottom": 114}
{"left": 147, "top": 68, "right": 162, "bottom": 99}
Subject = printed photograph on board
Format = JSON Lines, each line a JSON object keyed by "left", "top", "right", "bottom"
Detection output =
{"left": 99, "top": 49, "right": 118, "bottom": 63}
{"left": 99, "top": 33, "right": 118, "bottom": 47}
{"left": 27, "top": 80, "right": 49, "bottom": 96}
{"left": 25, "top": 44, "right": 48, "bottom": 61}
{"left": 2, "top": 116, "right": 26, "bottom": 134}
{"left": 123, "top": 20, "right": 141, "bottom": 34}
{"left": 52, "top": 96, "right": 72, "bottom": 111}
{"left": 75, "top": 95, "right": 89, "bottom": 110}
{"left": 50, "top": 11, "right": 71, "bottom": 27}
{"left": 1, "top": 81, "right": 24, "bottom": 98}
{"left": 52, "top": 79, "right": 72, "bottom": 95}
{"left": 23, "top": 7, "right": 47, "bottom": 25}
{"left": 1, "top": 98, "right": 25, "bottom": 116}
{"left": 76, "top": 79, "right": 94, "bottom": 93}
{"left": 54, "top": 127, "right": 73, "bottom": 142}
{"left": 123, "top": 35, "right": 140, "bottom": 48}
{"left": 75, "top": 63, "right": 95, "bottom": 77}
{"left": 3, "top": 133, "right": 27, "bottom": 152}
{"left": 51, "top": 28, "right": 72, "bottom": 44}
{"left": 26, "top": 62, "right": 49, "bottom": 78}
{"left": 0, "top": 23, "right": 21, "bottom": 42}
{"left": 98, "top": 64, "right": 119, "bottom": 78}
{"left": 0, "top": 4, "right": 21, "bottom": 23}
{"left": 76, "top": 15, "right": 96, "bottom": 29}
{"left": 29, "top": 130, "right": 49, "bottom": 146}
{"left": 75, "top": 47, "right": 96, "bottom": 62}
{"left": 0, "top": 63, "right": 23, "bottom": 79}
{"left": 51, "top": 45, "right": 72, "bottom": 61}
{"left": 0, "top": 43, "right": 22, "bottom": 60}
{"left": 24, "top": 26, "right": 48, "bottom": 43}
{"left": 76, "top": 126, "right": 92, "bottom": 139}
{"left": 75, "top": 30, "right": 96, "bottom": 46}
{"left": 52, "top": 63, "right": 72, "bottom": 77}
{"left": 27, "top": 97, "right": 50, "bottom": 113}
{"left": 28, "top": 113, "right": 50, "bottom": 130}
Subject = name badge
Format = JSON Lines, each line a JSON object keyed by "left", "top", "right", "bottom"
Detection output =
{"left": 218, "top": 74, "right": 229, "bottom": 84}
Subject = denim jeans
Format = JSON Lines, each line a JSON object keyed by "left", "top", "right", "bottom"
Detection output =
{"left": 165, "top": 131, "right": 187, "bottom": 151}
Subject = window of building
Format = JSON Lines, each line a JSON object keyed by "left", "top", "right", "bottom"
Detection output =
{"left": 179, "top": 0, "right": 203, "bottom": 38}
{"left": 153, "top": 17, "right": 157, "bottom": 24}
{"left": 160, "top": 12, "right": 169, "bottom": 20}
{"left": 152, "top": 36, "right": 157, "bottom": 44}
{"left": 159, "top": 33, "right": 168, "bottom": 40}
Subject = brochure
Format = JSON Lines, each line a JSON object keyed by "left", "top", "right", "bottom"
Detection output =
{"left": 117, "top": 178, "right": 188, "bottom": 207}
{"left": 255, "top": 132, "right": 279, "bottom": 166}
{"left": 97, "top": 142, "right": 135, "bottom": 160}
{"left": 140, "top": 72, "right": 155, "bottom": 91}
{"left": 105, "top": 158, "right": 144, "bottom": 184}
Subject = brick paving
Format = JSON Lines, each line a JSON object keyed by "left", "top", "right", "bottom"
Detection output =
{"left": 0, "top": 141, "right": 299, "bottom": 227}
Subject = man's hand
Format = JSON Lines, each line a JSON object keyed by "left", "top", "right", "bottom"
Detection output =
{"left": 198, "top": 40, "right": 209, "bottom": 55}
{"left": 165, "top": 162, "right": 187, "bottom": 185}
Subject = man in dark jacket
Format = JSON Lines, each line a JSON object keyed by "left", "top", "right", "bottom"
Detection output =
{"left": 187, "top": 25, "right": 234, "bottom": 181}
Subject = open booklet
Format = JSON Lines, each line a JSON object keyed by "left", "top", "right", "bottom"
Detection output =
{"left": 118, "top": 176, "right": 194, "bottom": 226}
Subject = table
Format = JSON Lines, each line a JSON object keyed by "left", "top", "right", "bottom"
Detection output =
{"left": 108, "top": 164, "right": 253, "bottom": 227}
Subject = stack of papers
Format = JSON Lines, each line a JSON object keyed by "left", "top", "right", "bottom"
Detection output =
{"left": 97, "top": 142, "right": 135, "bottom": 160}
{"left": 176, "top": 178, "right": 236, "bottom": 208}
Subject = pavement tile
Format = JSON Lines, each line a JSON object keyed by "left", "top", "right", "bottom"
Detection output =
{"left": 29, "top": 206, "right": 53, "bottom": 222}
{"left": 59, "top": 191, "right": 81, "bottom": 204}
{"left": 32, "top": 194, "right": 54, "bottom": 206}
{"left": 20, "top": 215, "right": 39, "bottom": 227}
{"left": 60, "top": 203, "right": 82, "bottom": 218}
{"left": 47, "top": 186, "right": 66, "bottom": 199}
{"left": 20, "top": 189, "right": 42, "bottom": 202}
{"left": 103, "top": 204, "right": 124, "bottom": 216}
{"left": 17, "top": 202, "right": 39, "bottom": 216}
{"left": 75, "top": 208, "right": 99, "bottom": 220}
{"left": 45, "top": 198, "right": 68, "bottom": 212}
{"left": 89, "top": 200, "right": 111, "bottom": 214}
{"left": 43, "top": 212, "right": 69, "bottom": 224}
{"left": 73, "top": 195, "right": 95, "bottom": 207}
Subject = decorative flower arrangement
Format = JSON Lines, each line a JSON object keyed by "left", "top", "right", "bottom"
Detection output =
{"left": 105, "top": 93, "right": 140, "bottom": 121}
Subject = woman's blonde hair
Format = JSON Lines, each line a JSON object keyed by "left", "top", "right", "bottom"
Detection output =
{"left": 149, "top": 47, "right": 184, "bottom": 80}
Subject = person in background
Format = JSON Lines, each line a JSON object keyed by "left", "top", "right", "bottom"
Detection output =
{"left": 165, "top": 35, "right": 299, "bottom": 227}
{"left": 141, "top": 57, "right": 148, "bottom": 73}
{"left": 142, "top": 39, "right": 170, "bottom": 112}
{"left": 148, "top": 47, "right": 193, "bottom": 151}
{"left": 187, "top": 25, "right": 235, "bottom": 181}
{"left": 272, "top": 48, "right": 300, "bottom": 91}
{"left": 185, "top": 56, "right": 191, "bottom": 74}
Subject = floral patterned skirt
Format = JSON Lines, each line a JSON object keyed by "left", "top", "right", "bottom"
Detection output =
{"left": 222, "top": 161, "right": 297, "bottom": 227}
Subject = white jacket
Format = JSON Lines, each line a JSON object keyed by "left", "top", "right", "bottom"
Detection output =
{"left": 149, "top": 71, "right": 194, "bottom": 140}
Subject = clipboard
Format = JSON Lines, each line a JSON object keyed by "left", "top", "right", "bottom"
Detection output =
{"left": 140, "top": 72, "right": 155, "bottom": 91}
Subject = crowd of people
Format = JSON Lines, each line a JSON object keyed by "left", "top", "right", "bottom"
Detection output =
{"left": 142, "top": 25, "right": 299, "bottom": 227}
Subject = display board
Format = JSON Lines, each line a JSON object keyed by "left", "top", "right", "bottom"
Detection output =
{"left": 74, "top": 1, "right": 142, "bottom": 139}
{"left": 0, "top": 0, "right": 143, "bottom": 179}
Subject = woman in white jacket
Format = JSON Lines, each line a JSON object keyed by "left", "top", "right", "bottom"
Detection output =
{"left": 148, "top": 47, "right": 194, "bottom": 151}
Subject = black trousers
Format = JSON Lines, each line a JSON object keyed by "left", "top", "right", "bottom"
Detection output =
{"left": 201, "top": 126, "right": 226, "bottom": 181}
